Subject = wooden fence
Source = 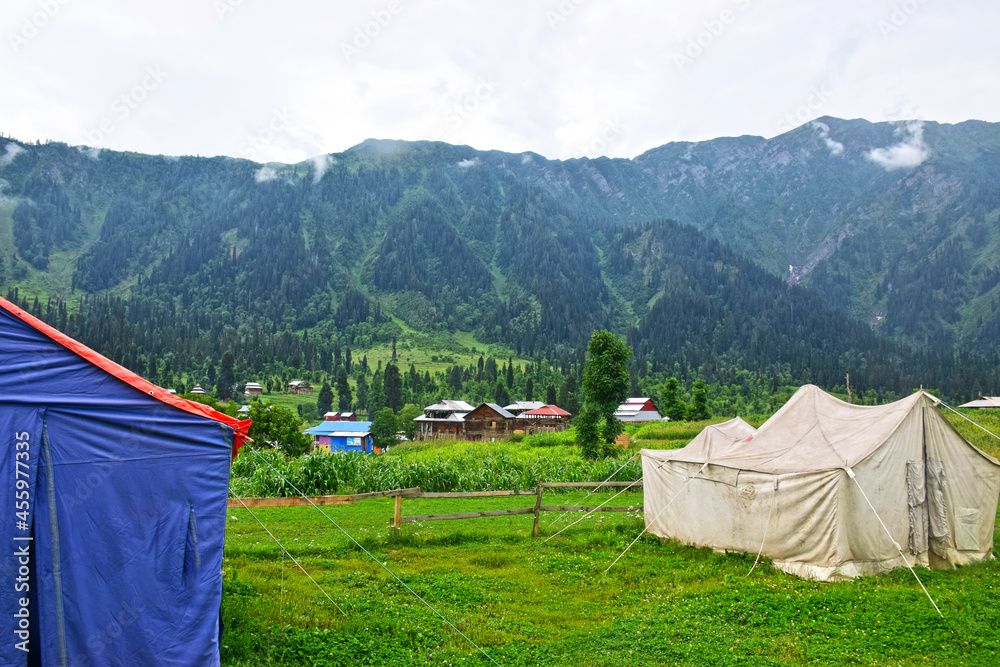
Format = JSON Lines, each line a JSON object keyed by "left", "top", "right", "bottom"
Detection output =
{"left": 230, "top": 482, "right": 643, "bottom": 536}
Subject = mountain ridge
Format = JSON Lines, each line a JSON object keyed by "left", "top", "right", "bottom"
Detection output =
{"left": 1, "top": 117, "right": 999, "bottom": 397}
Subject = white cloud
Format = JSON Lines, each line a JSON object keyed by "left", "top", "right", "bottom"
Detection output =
{"left": 75, "top": 145, "right": 102, "bottom": 160}
{"left": 866, "top": 120, "right": 930, "bottom": 170}
{"left": 309, "top": 154, "right": 334, "bottom": 182}
{"left": 811, "top": 121, "right": 844, "bottom": 155}
{"left": 254, "top": 165, "right": 281, "bottom": 182}
{"left": 0, "top": 144, "right": 25, "bottom": 166}
{"left": 456, "top": 157, "right": 479, "bottom": 169}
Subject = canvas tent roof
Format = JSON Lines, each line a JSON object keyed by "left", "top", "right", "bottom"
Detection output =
{"left": 641, "top": 384, "right": 1000, "bottom": 581}
{"left": 958, "top": 396, "right": 1000, "bottom": 408}
{"left": 0, "top": 296, "right": 250, "bottom": 664}
{"left": 662, "top": 416, "right": 756, "bottom": 461}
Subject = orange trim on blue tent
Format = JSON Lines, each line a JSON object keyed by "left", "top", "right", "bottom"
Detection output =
{"left": 0, "top": 296, "right": 251, "bottom": 458}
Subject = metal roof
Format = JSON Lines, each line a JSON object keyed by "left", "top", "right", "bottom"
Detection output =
{"left": 482, "top": 403, "right": 516, "bottom": 419}
{"left": 305, "top": 420, "right": 373, "bottom": 435}
{"left": 522, "top": 404, "right": 571, "bottom": 417}
{"left": 503, "top": 401, "right": 546, "bottom": 411}
{"left": 414, "top": 413, "right": 468, "bottom": 422}
{"left": 423, "top": 399, "right": 475, "bottom": 412}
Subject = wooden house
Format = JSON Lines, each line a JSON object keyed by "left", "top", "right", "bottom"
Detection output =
{"left": 463, "top": 403, "right": 518, "bottom": 441}
{"left": 287, "top": 380, "right": 314, "bottom": 395}
{"left": 413, "top": 400, "right": 474, "bottom": 439}
{"left": 244, "top": 381, "right": 264, "bottom": 395}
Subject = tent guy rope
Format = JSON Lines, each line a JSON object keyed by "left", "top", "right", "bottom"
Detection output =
{"left": 246, "top": 447, "right": 503, "bottom": 667}
{"left": 229, "top": 494, "right": 347, "bottom": 616}
{"left": 606, "top": 461, "right": 708, "bottom": 572}
{"left": 544, "top": 477, "right": 642, "bottom": 543}
{"left": 746, "top": 487, "right": 776, "bottom": 577}
{"left": 846, "top": 468, "right": 943, "bottom": 617}
{"left": 937, "top": 400, "right": 1000, "bottom": 442}
{"left": 546, "top": 453, "right": 638, "bottom": 528}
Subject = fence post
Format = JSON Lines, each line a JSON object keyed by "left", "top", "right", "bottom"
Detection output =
{"left": 532, "top": 480, "right": 543, "bottom": 537}
{"left": 393, "top": 492, "right": 403, "bottom": 530}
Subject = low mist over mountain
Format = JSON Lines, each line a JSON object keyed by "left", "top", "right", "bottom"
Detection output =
{"left": 1, "top": 117, "right": 998, "bottom": 396}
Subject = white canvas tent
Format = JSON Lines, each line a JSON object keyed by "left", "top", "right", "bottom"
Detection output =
{"left": 671, "top": 416, "right": 757, "bottom": 461}
{"left": 641, "top": 385, "right": 1000, "bottom": 581}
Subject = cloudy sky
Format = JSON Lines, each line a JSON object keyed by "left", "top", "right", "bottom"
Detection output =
{"left": 2, "top": 0, "right": 997, "bottom": 163}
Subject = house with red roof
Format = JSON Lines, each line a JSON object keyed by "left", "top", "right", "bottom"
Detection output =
{"left": 520, "top": 404, "right": 573, "bottom": 433}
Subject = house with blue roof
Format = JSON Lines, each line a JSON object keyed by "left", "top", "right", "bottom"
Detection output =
{"left": 305, "top": 420, "right": 374, "bottom": 453}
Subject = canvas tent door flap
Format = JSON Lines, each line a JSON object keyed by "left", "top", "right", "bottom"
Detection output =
{"left": 0, "top": 297, "right": 249, "bottom": 665}
{"left": 641, "top": 385, "right": 1000, "bottom": 582}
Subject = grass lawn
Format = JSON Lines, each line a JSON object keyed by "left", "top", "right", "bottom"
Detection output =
{"left": 221, "top": 410, "right": 1000, "bottom": 666}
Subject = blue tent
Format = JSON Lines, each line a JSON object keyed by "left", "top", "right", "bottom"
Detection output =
{"left": 0, "top": 297, "right": 250, "bottom": 666}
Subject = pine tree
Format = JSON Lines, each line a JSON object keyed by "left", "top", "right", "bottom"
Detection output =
{"left": 525, "top": 377, "right": 534, "bottom": 402}
{"left": 316, "top": 382, "right": 334, "bottom": 416}
{"left": 546, "top": 383, "right": 557, "bottom": 405}
{"left": 661, "top": 377, "right": 687, "bottom": 421}
{"left": 495, "top": 379, "right": 511, "bottom": 407}
{"left": 384, "top": 362, "right": 403, "bottom": 413}
{"left": 336, "top": 366, "right": 352, "bottom": 412}
{"left": 368, "top": 372, "right": 386, "bottom": 415}
{"left": 356, "top": 375, "right": 369, "bottom": 415}
{"left": 218, "top": 351, "right": 235, "bottom": 401}
{"left": 689, "top": 379, "right": 710, "bottom": 421}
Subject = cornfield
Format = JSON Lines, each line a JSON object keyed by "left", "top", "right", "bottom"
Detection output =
{"left": 230, "top": 438, "right": 642, "bottom": 497}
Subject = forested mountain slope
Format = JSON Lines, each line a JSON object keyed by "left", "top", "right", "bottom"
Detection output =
{"left": 1, "top": 117, "right": 998, "bottom": 398}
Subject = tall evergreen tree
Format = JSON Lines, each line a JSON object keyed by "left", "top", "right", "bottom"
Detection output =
{"left": 546, "top": 383, "right": 557, "bottom": 405}
{"left": 368, "top": 372, "right": 386, "bottom": 415}
{"left": 218, "top": 351, "right": 235, "bottom": 401}
{"left": 356, "top": 375, "right": 369, "bottom": 415}
{"left": 384, "top": 362, "right": 403, "bottom": 413}
{"left": 689, "top": 379, "right": 710, "bottom": 421}
{"left": 661, "top": 377, "right": 687, "bottom": 421}
{"left": 316, "top": 381, "right": 334, "bottom": 416}
{"left": 525, "top": 377, "right": 534, "bottom": 402}
{"left": 577, "top": 330, "right": 632, "bottom": 459}
{"left": 495, "top": 379, "right": 511, "bottom": 407}
{"left": 336, "top": 366, "right": 352, "bottom": 412}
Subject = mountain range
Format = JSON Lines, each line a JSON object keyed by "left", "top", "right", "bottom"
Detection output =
{"left": 1, "top": 116, "right": 998, "bottom": 396}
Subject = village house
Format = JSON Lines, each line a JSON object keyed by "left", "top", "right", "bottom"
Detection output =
{"left": 190, "top": 385, "right": 205, "bottom": 395}
{"left": 463, "top": 403, "right": 518, "bottom": 441}
{"left": 287, "top": 380, "right": 314, "bottom": 394}
{"left": 244, "top": 381, "right": 264, "bottom": 395}
{"left": 520, "top": 404, "right": 573, "bottom": 433}
{"left": 614, "top": 397, "right": 662, "bottom": 422}
{"left": 305, "top": 420, "right": 374, "bottom": 453}
{"left": 414, "top": 400, "right": 474, "bottom": 439}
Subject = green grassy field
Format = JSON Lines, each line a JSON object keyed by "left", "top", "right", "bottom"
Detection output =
{"left": 221, "top": 410, "right": 1000, "bottom": 666}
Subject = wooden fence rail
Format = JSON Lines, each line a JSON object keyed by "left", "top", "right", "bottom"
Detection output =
{"left": 388, "top": 481, "right": 644, "bottom": 533}
{"left": 230, "top": 482, "right": 643, "bottom": 536}
{"left": 227, "top": 487, "right": 421, "bottom": 509}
